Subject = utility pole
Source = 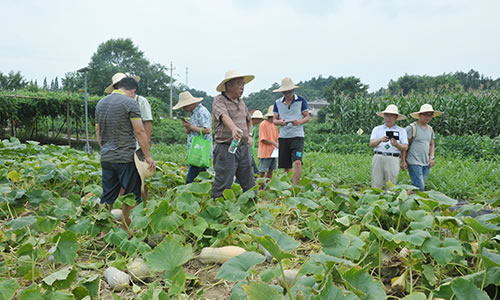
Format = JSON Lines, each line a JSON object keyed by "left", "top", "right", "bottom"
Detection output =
{"left": 169, "top": 61, "right": 175, "bottom": 118}
{"left": 77, "top": 66, "right": 91, "bottom": 153}
{"left": 185, "top": 67, "right": 188, "bottom": 88}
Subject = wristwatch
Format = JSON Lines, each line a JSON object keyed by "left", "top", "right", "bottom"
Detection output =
{"left": 430, "top": 156, "right": 435, "bottom": 160}
{"left": 248, "top": 133, "right": 253, "bottom": 137}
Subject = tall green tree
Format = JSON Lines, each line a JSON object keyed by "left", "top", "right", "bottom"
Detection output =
{"left": 0, "top": 71, "right": 27, "bottom": 91}
{"left": 323, "top": 76, "right": 369, "bottom": 101}
{"left": 62, "top": 72, "right": 84, "bottom": 92}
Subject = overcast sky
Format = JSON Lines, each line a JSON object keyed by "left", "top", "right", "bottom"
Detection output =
{"left": 1, "top": 0, "right": 499, "bottom": 96}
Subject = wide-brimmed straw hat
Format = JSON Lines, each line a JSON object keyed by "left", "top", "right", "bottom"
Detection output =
{"left": 376, "top": 104, "right": 407, "bottom": 121}
{"left": 264, "top": 105, "right": 274, "bottom": 118}
{"left": 410, "top": 104, "right": 443, "bottom": 119}
{"left": 173, "top": 91, "right": 203, "bottom": 110}
{"left": 251, "top": 110, "right": 264, "bottom": 119}
{"left": 273, "top": 77, "right": 301, "bottom": 93}
{"left": 216, "top": 69, "right": 255, "bottom": 92}
{"left": 134, "top": 148, "right": 155, "bottom": 192}
{"left": 104, "top": 72, "right": 141, "bottom": 94}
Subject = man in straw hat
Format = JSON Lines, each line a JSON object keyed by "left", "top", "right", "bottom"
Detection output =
{"left": 258, "top": 105, "right": 279, "bottom": 186}
{"left": 173, "top": 91, "right": 212, "bottom": 184}
{"left": 101, "top": 72, "right": 153, "bottom": 200}
{"left": 272, "top": 77, "right": 310, "bottom": 185}
{"left": 369, "top": 104, "right": 408, "bottom": 190}
{"left": 96, "top": 77, "right": 156, "bottom": 228}
{"left": 211, "top": 69, "right": 255, "bottom": 199}
{"left": 401, "top": 104, "right": 443, "bottom": 192}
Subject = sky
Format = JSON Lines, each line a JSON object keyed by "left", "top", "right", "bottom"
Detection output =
{"left": 1, "top": 0, "right": 499, "bottom": 96}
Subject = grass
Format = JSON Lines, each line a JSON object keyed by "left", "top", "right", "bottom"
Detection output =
{"left": 152, "top": 143, "right": 500, "bottom": 201}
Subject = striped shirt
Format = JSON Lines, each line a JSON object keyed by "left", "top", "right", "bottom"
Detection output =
{"left": 96, "top": 91, "right": 142, "bottom": 162}
{"left": 212, "top": 93, "right": 250, "bottom": 144}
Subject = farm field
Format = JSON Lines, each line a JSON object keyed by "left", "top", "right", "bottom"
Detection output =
{"left": 0, "top": 139, "right": 499, "bottom": 299}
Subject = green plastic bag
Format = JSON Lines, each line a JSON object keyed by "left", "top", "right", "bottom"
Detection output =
{"left": 188, "top": 128, "right": 211, "bottom": 168}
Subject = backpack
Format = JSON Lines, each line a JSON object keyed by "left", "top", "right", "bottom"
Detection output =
{"left": 408, "top": 122, "right": 433, "bottom": 145}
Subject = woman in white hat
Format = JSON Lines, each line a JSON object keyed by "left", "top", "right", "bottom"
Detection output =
{"left": 250, "top": 110, "right": 264, "bottom": 174}
{"left": 401, "top": 104, "right": 443, "bottom": 192}
{"left": 211, "top": 70, "right": 256, "bottom": 199}
{"left": 173, "top": 91, "right": 212, "bottom": 184}
{"left": 369, "top": 104, "right": 409, "bottom": 190}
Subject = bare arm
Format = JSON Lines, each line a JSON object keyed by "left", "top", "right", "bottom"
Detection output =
{"left": 369, "top": 136, "right": 388, "bottom": 148}
{"left": 429, "top": 139, "right": 435, "bottom": 167}
{"left": 183, "top": 120, "right": 211, "bottom": 135}
{"left": 131, "top": 119, "right": 155, "bottom": 170}
{"left": 292, "top": 111, "right": 311, "bottom": 126}
{"left": 273, "top": 112, "right": 287, "bottom": 126}
{"left": 262, "top": 139, "right": 279, "bottom": 147}
{"left": 143, "top": 120, "right": 152, "bottom": 145}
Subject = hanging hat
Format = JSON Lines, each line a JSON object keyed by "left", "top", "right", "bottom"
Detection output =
{"left": 376, "top": 104, "right": 407, "bottom": 121}
{"left": 410, "top": 104, "right": 443, "bottom": 119}
{"left": 173, "top": 91, "right": 203, "bottom": 110}
{"left": 216, "top": 69, "right": 255, "bottom": 92}
{"left": 134, "top": 148, "right": 155, "bottom": 193}
{"left": 104, "top": 72, "right": 141, "bottom": 94}
{"left": 264, "top": 105, "right": 274, "bottom": 118}
{"left": 251, "top": 110, "right": 264, "bottom": 119}
{"left": 273, "top": 77, "right": 301, "bottom": 93}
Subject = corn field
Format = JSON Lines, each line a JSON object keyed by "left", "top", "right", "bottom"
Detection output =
{"left": 319, "top": 90, "right": 500, "bottom": 138}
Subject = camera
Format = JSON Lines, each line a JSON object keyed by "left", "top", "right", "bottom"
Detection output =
{"left": 386, "top": 131, "right": 400, "bottom": 140}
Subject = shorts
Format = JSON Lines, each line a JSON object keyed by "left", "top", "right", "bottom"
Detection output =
{"left": 101, "top": 161, "right": 141, "bottom": 205}
{"left": 278, "top": 137, "right": 304, "bottom": 169}
{"left": 258, "top": 157, "right": 277, "bottom": 173}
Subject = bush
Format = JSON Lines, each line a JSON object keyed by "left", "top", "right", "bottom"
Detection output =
{"left": 151, "top": 118, "right": 186, "bottom": 145}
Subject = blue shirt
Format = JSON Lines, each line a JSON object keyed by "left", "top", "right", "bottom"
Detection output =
{"left": 187, "top": 103, "right": 213, "bottom": 155}
{"left": 273, "top": 95, "right": 309, "bottom": 138}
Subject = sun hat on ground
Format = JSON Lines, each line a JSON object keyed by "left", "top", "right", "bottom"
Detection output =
{"left": 273, "top": 77, "right": 301, "bottom": 93}
{"left": 104, "top": 72, "right": 141, "bottom": 94}
{"left": 410, "top": 104, "right": 443, "bottom": 119}
{"left": 134, "top": 148, "right": 155, "bottom": 193}
{"left": 251, "top": 110, "right": 264, "bottom": 119}
{"left": 173, "top": 91, "right": 203, "bottom": 110}
{"left": 216, "top": 69, "right": 255, "bottom": 92}
{"left": 264, "top": 105, "right": 274, "bottom": 118}
{"left": 376, "top": 104, "right": 407, "bottom": 121}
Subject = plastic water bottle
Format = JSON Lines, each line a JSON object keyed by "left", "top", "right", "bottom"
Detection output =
{"left": 228, "top": 129, "right": 243, "bottom": 154}
{"left": 228, "top": 138, "right": 240, "bottom": 154}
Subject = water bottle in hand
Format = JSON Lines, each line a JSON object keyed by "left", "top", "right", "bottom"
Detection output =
{"left": 228, "top": 129, "right": 243, "bottom": 154}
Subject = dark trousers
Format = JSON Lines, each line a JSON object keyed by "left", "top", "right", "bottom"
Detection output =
{"left": 186, "top": 165, "right": 207, "bottom": 184}
{"left": 211, "top": 143, "right": 255, "bottom": 199}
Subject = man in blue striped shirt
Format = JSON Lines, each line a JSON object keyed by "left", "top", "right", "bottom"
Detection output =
{"left": 273, "top": 77, "right": 311, "bottom": 185}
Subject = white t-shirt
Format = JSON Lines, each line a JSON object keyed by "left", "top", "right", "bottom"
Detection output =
{"left": 135, "top": 95, "right": 153, "bottom": 121}
{"left": 370, "top": 124, "right": 408, "bottom": 154}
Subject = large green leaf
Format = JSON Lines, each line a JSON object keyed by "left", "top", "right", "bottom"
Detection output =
{"left": 365, "top": 224, "right": 394, "bottom": 242}
{"left": 175, "top": 192, "right": 201, "bottom": 214}
{"left": 252, "top": 235, "right": 295, "bottom": 262}
{"left": 267, "top": 175, "right": 291, "bottom": 192}
{"left": 464, "top": 217, "right": 500, "bottom": 234}
{"left": 422, "top": 237, "right": 463, "bottom": 265}
{"left": 42, "top": 266, "right": 77, "bottom": 290}
{"left": 145, "top": 236, "right": 192, "bottom": 273}
{"left": 6, "top": 215, "right": 37, "bottom": 230}
{"left": 343, "top": 268, "right": 386, "bottom": 300}
{"left": 310, "top": 253, "right": 355, "bottom": 267}
{"left": 183, "top": 217, "right": 208, "bottom": 239}
{"left": 53, "top": 197, "right": 76, "bottom": 217}
{"left": 426, "top": 191, "right": 458, "bottom": 207}
{"left": 319, "top": 228, "right": 364, "bottom": 260}
{"left": 406, "top": 210, "right": 434, "bottom": 230}
{"left": 53, "top": 231, "right": 78, "bottom": 265}
{"left": 26, "top": 189, "right": 51, "bottom": 205}
{"left": 18, "top": 284, "right": 43, "bottom": 300}
{"left": 242, "top": 282, "right": 284, "bottom": 300}
{"left": 216, "top": 252, "right": 265, "bottom": 282}
{"left": 451, "top": 278, "right": 489, "bottom": 300}
{"left": 42, "top": 290, "right": 74, "bottom": 300}
{"left": 287, "top": 197, "right": 319, "bottom": 209}
{"left": 150, "top": 201, "right": 183, "bottom": 232}
{"left": 180, "top": 181, "right": 211, "bottom": 194}
{"left": 0, "top": 278, "right": 19, "bottom": 300}
{"left": 250, "top": 224, "right": 299, "bottom": 252}
{"left": 480, "top": 247, "right": 500, "bottom": 268}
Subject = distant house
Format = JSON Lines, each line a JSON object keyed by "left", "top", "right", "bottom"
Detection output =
{"left": 308, "top": 98, "right": 329, "bottom": 117}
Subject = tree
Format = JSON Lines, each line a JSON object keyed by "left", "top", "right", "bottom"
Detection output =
{"left": 43, "top": 77, "right": 48, "bottom": 90}
{"left": 62, "top": 72, "right": 84, "bottom": 92}
{"left": 323, "top": 76, "right": 369, "bottom": 101}
{"left": 0, "top": 71, "right": 27, "bottom": 91}
{"left": 87, "top": 38, "right": 172, "bottom": 97}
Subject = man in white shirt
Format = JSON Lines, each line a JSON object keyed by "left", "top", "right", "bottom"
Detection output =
{"left": 369, "top": 104, "right": 408, "bottom": 190}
